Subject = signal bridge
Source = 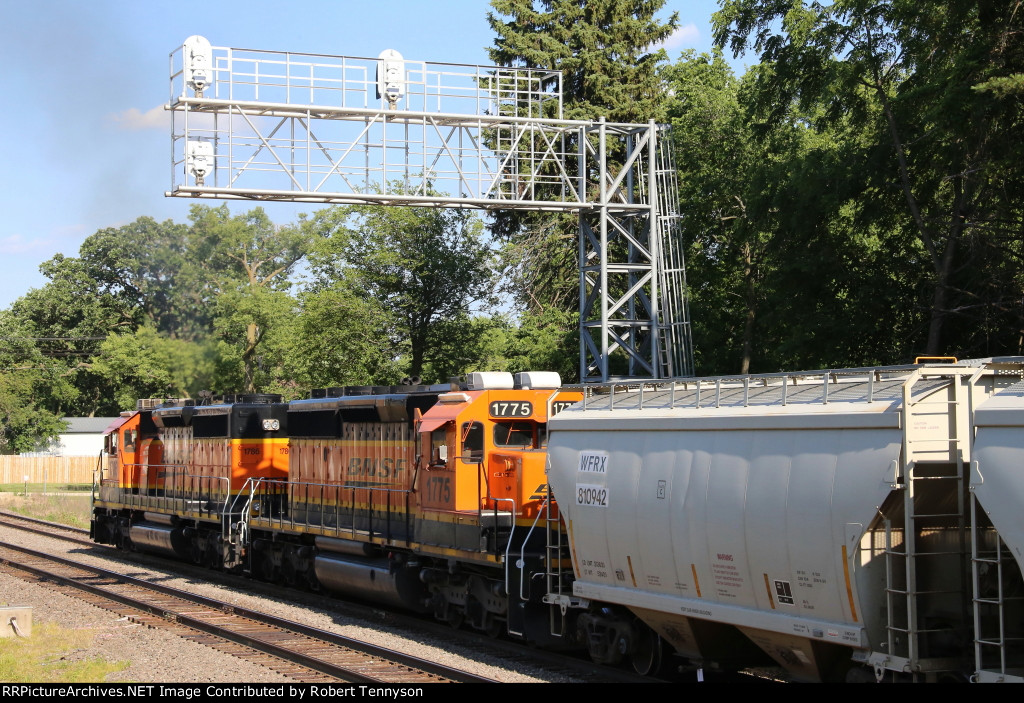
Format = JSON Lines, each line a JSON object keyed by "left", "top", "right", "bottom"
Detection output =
{"left": 166, "top": 36, "right": 693, "bottom": 382}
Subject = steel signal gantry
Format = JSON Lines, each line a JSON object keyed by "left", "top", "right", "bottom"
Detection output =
{"left": 166, "top": 37, "right": 693, "bottom": 381}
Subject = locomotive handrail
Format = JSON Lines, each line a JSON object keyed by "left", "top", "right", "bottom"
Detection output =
{"left": 254, "top": 478, "right": 412, "bottom": 545}
{"left": 510, "top": 496, "right": 541, "bottom": 594}
{"left": 99, "top": 464, "right": 232, "bottom": 522}
{"left": 476, "top": 452, "right": 520, "bottom": 557}
{"left": 231, "top": 476, "right": 280, "bottom": 566}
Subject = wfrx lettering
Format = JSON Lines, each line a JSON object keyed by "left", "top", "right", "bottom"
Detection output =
{"left": 577, "top": 451, "right": 608, "bottom": 474}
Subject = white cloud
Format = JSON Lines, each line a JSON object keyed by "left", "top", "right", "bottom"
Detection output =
{"left": 108, "top": 105, "right": 168, "bottom": 130}
{"left": 653, "top": 23, "right": 701, "bottom": 51}
{"left": 0, "top": 233, "right": 55, "bottom": 255}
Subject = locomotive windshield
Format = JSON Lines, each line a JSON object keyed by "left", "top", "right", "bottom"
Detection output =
{"left": 493, "top": 421, "right": 538, "bottom": 448}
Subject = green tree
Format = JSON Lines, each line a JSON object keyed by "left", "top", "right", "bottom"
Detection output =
{"left": 91, "top": 326, "right": 216, "bottom": 411}
{"left": 488, "top": 0, "right": 678, "bottom": 123}
{"left": 4, "top": 215, "right": 221, "bottom": 415}
{"left": 664, "top": 47, "right": 930, "bottom": 374}
{"left": 504, "top": 306, "right": 579, "bottom": 381}
{"left": 290, "top": 279, "right": 403, "bottom": 389}
{"left": 188, "top": 205, "right": 312, "bottom": 392}
{"left": 0, "top": 312, "right": 74, "bottom": 452}
{"left": 77, "top": 217, "right": 208, "bottom": 340}
{"left": 308, "top": 202, "right": 494, "bottom": 382}
{"left": 663, "top": 50, "right": 772, "bottom": 373}
{"left": 486, "top": 0, "right": 681, "bottom": 319}
{"left": 714, "top": 0, "right": 1024, "bottom": 358}
{"left": 7, "top": 254, "right": 135, "bottom": 415}
{"left": 421, "top": 315, "right": 513, "bottom": 383}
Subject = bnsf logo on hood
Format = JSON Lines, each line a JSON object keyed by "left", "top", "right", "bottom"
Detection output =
{"left": 347, "top": 457, "right": 407, "bottom": 478}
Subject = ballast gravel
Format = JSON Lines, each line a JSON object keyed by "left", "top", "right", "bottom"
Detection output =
{"left": 0, "top": 524, "right": 568, "bottom": 684}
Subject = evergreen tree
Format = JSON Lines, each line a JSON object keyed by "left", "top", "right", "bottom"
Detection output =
{"left": 486, "top": 0, "right": 679, "bottom": 376}
{"left": 488, "top": 0, "right": 679, "bottom": 123}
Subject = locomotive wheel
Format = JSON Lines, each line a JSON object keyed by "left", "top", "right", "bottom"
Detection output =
{"left": 446, "top": 608, "right": 465, "bottom": 630}
{"left": 206, "top": 536, "right": 223, "bottom": 570}
{"left": 282, "top": 558, "right": 298, "bottom": 587}
{"left": 263, "top": 558, "right": 279, "bottom": 583}
{"left": 115, "top": 520, "right": 131, "bottom": 551}
{"left": 485, "top": 617, "right": 503, "bottom": 639}
{"left": 630, "top": 623, "right": 664, "bottom": 676}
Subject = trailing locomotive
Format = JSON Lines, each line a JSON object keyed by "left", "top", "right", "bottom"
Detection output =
{"left": 545, "top": 357, "right": 1024, "bottom": 682}
{"left": 92, "top": 371, "right": 583, "bottom": 646}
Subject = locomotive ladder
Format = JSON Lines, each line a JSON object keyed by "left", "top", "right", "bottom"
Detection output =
{"left": 968, "top": 361, "right": 1024, "bottom": 685}
{"left": 541, "top": 488, "right": 582, "bottom": 639}
{"left": 880, "top": 372, "right": 971, "bottom": 680}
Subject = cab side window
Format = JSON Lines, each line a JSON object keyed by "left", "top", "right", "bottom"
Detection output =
{"left": 430, "top": 426, "right": 451, "bottom": 466}
{"left": 461, "top": 422, "right": 483, "bottom": 463}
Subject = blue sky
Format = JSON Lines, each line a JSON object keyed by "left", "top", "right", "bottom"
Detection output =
{"left": 0, "top": 0, "right": 735, "bottom": 309}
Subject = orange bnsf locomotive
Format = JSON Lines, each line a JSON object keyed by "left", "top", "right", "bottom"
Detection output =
{"left": 91, "top": 371, "right": 583, "bottom": 644}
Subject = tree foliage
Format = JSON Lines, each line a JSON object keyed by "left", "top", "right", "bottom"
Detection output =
{"left": 91, "top": 327, "right": 215, "bottom": 412}
{"left": 291, "top": 279, "right": 403, "bottom": 389}
{"left": 0, "top": 311, "right": 74, "bottom": 452}
{"left": 485, "top": 0, "right": 681, "bottom": 374}
{"left": 665, "top": 48, "right": 925, "bottom": 373}
{"left": 309, "top": 202, "right": 495, "bottom": 382}
{"left": 188, "top": 205, "right": 313, "bottom": 392}
{"left": 488, "top": 0, "right": 678, "bottom": 122}
{"left": 713, "top": 0, "right": 1024, "bottom": 359}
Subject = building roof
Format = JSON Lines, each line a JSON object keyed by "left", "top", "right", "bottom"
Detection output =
{"left": 61, "top": 417, "right": 121, "bottom": 434}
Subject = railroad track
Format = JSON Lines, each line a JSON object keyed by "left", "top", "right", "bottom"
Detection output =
{"left": 0, "top": 538, "right": 493, "bottom": 684}
{"left": 0, "top": 510, "right": 662, "bottom": 683}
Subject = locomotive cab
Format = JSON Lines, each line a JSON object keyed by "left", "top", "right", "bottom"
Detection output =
{"left": 413, "top": 372, "right": 583, "bottom": 643}
{"left": 98, "top": 401, "right": 162, "bottom": 498}
{"left": 416, "top": 371, "right": 580, "bottom": 528}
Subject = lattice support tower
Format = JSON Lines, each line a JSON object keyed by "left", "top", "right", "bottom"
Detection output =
{"left": 166, "top": 37, "right": 693, "bottom": 381}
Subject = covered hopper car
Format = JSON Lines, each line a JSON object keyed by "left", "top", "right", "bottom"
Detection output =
{"left": 545, "top": 357, "right": 1024, "bottom": 681}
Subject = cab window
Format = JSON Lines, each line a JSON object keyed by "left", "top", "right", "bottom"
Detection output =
{"left": 430, "top": 425, "right": 452, "bottom": 465}
{"left": 461, "top": 422, "right": 483, "bottom": 463}
{"left": 493, "top": 421, "right": 535, "bottom": 448}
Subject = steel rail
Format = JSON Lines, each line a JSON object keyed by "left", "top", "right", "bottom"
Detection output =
{"left": 0, "top": 539, "right": 494, "bottom": 684}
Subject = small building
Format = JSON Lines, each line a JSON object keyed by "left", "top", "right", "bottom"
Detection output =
{"left": 23, "top": 417, "right": 120, "bottom": 458}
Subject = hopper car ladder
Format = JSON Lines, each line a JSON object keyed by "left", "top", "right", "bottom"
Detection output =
{"left": 877, "top": 372, "right": 971, "bottom": 680}
{"left": 970, "top": 489, "right": 1024, "bottom": 680}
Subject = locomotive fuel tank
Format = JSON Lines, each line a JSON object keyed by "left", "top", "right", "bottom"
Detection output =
{"left": 312, "top": 537, "right": 428, "bottom": 612}
{"left": 546, "top": 359, "right": 1024, "bottom": 682}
